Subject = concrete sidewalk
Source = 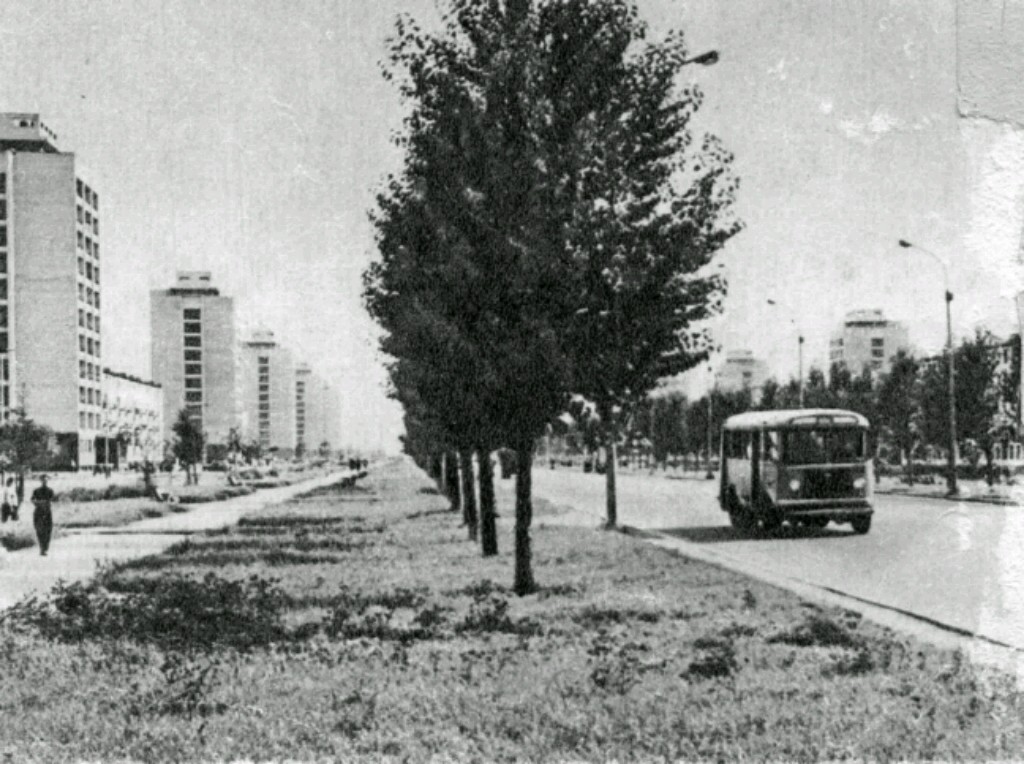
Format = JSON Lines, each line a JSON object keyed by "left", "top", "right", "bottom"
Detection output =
{"left": 0, "top": 470, "right": 357, "bottom": 611}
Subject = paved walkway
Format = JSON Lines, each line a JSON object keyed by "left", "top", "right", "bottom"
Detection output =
{"left": 0, "top": 470, "right": 356, "bottom": 610}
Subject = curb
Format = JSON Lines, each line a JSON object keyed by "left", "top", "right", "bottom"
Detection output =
{"left": 876, "top": 488, "right": 1020, "bottom": 507}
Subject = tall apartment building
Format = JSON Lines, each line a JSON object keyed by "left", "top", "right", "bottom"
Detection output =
{"left": 294, "top": 364, "right": 341, "bottom": 454}
{"left": 151, "top": 272, "right": 237, "bottom": 447}
{"left": 0, "top": 112, "right": 103, "bottom": 467}
{"left": 829, "top": 309, "right": 911, "bottom": 377}
{"left": 714, "top": 350, "right": 769, "bottom": 400}
{"left": 239, "top": 330, "right": 295, "bottom": 454}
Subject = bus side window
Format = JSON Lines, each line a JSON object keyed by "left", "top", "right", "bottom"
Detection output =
{"left": 763, "top": 430, "right": 779, "bottom": 461}
{"left": 744, "top": 432, "right": 753, "bottom": 460}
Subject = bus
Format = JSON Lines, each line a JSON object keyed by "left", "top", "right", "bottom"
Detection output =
{"left": 719, "top": 408, "right": 874, "bottom": 534}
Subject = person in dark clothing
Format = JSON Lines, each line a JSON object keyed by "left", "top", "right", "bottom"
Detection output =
{"left": 31, "top": 475, "right": 56, "bottom": 556}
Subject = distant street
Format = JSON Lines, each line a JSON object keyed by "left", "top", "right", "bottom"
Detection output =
{"left": 519, "top": 468, "right": 1024, "bottom": 651}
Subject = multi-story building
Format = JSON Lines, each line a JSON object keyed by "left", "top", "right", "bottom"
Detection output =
{"left": 150, "top": 272, "right": 237, "bottom": 447}
{"left": 293, "top": 365, "right": 341, "bottom": 455}
{"left": 829, "top": 310, "right": 911, "bottom": 377}
{"left": 0, "top": 112, "right": 103, "bottom": 467}
{"left": 239, "top": 330, "right": 295, "bottom": 455}
{"left": 100, "top": 369, "right": 163, "bottom": 467}
{"left": 714, "top": 350, "right": 769, "bottom": 401}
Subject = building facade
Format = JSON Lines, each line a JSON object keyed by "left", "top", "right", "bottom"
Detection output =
{"left": 101, "top": 369, "right": 163, "bottom": 467}
{"left": 150, "top": 272, "right": 237, "bottom": 447}
{"left": 0, "top": 112, "right": 103, "bottom": 467}
{"left": 293, "top": 364, "right": 341, "bottom": 455}
{"left": 829, "top": 310, "right": 911, "bottom": 378}
{"left": 714, "top": 350, "right": 769, "bottom": 401}
{"left": 239, "top": 330, "right": 295, "bottom": 455}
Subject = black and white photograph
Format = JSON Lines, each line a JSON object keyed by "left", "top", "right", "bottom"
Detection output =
{"left": 1, "top": 1, "right": 1024, "bottom": 761}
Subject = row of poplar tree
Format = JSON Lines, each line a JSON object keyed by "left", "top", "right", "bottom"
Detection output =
{"left": 362, "top": 0, "right": 741, "bottom": 594}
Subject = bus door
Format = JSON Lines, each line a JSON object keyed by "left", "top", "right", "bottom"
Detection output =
{"left": 725, "top": 430, "right": 752, "bottom": 504}
{"left": 759, "top": 430, "right": 780, "bottom": 503}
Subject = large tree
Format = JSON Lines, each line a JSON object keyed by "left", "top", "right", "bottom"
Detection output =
{"left": 919, "top": 330, "right": 1001, "bottom": 483}
{"left": 171, "top": 409, "right": 204, "bottom": 485}
{"left": 552, "top": 2, "right": 740, "bottom": 527}
{"left": 876, "top": 351, "right": 920, "bottom": 482}
{"left": 367, "top": 0, "right": 574, "bottom": 591}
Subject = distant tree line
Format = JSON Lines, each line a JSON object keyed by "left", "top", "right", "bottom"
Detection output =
{"left": 567, "top": 329, "right": 1013, "bottom": 486}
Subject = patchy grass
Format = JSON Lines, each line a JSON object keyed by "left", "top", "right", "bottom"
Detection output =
{"left": 0, "top": 459, "right": 1022, "bottom": 762}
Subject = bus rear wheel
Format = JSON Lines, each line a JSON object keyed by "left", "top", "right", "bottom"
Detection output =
{"left": 851, "top": 516, "right": 871, "bottom": 534}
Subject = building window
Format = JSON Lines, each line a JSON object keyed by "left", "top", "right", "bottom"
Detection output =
{"left": 94, "top": 293, "right": 100, "bottom": 309}
{"left": 0, "top": 333, "right": 8, "bottom": 354}
{"left": 184, "top": 378, "right": 202, "bottom": 389}
{"left": 0, "top": 306, "right": 7, "bottom": 329}
{"left": 86, "top": 262, "right": 93, "bottom": 280}
{"left": 79, "top": 387, "right": 85, "bottom": 404}
{"left": 0, "top": 253, "right": 6, "bottom": 274}
{"left": 0, "top": 279, "right": 7, "bottom": 301}
{"left": 78, "top": 258, "right": 84, "bottom": 276}
{"left": 185, "top": 364, "right": 201, "bottom": 376}
{"left": 80, "top": 412, "right": 86, "bottom": 428}
{"left": 76, "top": 179, "right": 83, "bottom": 197}
{"left": 94, "top": 243, "right": 99, "bottom": 260}
{"left": 79, "top": 310, "right": 84, "bottom": 328}
{"left": 77, "top": 206, "right": 83, "bottom": 224}
{"left": 0, "top": 228, "right": 5, "bottom": 248}
{"left": 184, "top": 335, "right": 202, "bottom": 348}
{"left": 79, "top": 335, "right": 85, "bottom": 352}
{"left": 871, "top": 338, "right": 884, "bottom": 348}
{"left": 95, "top": 317, "right": 100, "bottom": 333}
{"left": 77, "top": 232, "right": 83, "bottom": 249}
{"left": 184, "top": 350, "right": 201, "bottom": 361}
{"left": 0, "top": 173, "right": 5, "bottom": 193}
{"left": 86, "top": 314, "right": 94, "bottom": 331}
{"left": 183, "top": 321, "right": 202, "bottom": 335}
{"left": 185, "top": 391, "right": 202, "bottom": 403}
{"left": 94, "top": 267, "right": 99, "bottom": 284}
{"left": 78, "top": 284, "right": 84, "bottom": 302}
{"left": 87, "top": 338, "right": 94, "bottom": 355}
{"left": 184, "top": 308, "right": 201, "bottom": 320}
{"left": 0, "top": 200, "right": 5, "bottom": 220}
{"left": 79, "top": 360, "right": 86, "bottom": 378}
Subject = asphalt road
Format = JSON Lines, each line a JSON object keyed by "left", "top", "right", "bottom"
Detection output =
{"left": 525, "top": 467, "right": 1024, "bottom": 651}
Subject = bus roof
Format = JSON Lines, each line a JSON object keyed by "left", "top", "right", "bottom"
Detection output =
{"left": 723, "top": 408, "right": 869, "bottom": 430}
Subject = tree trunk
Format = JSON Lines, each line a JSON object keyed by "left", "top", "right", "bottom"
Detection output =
{"left": 984, "top": 444, "right": 995, "bottom": 487}
{"left": 459, "top": 449, "right": 478, "bottom": 540}
{"left": 905, "top": 445, "right": 915, "bottom": 486}
{"left": 444, "top": 451, "right": 460, "bottom": 511}
{"left": 513, "top": 443, "right": 536, "bottom": 596}
{"left": 478, "top": 447, "right": 498, "bottom": 557}
{"left": 600, "top": 404, "right": 617, "bottom": 529}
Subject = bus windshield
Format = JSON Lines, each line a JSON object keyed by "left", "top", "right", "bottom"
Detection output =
{"left": 782, "top": 428, "right": 866, "bottom": 464}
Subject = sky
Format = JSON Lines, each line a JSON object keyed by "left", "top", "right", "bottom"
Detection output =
{"left": 1, "top": 1, "right": 1022, "bottom": 450}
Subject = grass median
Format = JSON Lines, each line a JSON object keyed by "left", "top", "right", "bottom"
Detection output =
{"left": 0, "top": 460, "right": 1021, "bottom": 762}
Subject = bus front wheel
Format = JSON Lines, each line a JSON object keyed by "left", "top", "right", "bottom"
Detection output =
{"left": 851, "top": 516, "right": 871, "bottom": 534}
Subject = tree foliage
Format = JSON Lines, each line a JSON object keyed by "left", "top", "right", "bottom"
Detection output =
{"left": 0, "top": 409, "right": 53, "bottom": 473}
{"left": 172, "top": 410, "right": 205, "bottom": 485}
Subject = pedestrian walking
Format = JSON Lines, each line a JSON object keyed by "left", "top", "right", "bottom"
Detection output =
{"left": 1, "top": 477, "right": 18, "bottom": 522}
{"left": 31, "top": 474, "right": 56, "bottom": 556}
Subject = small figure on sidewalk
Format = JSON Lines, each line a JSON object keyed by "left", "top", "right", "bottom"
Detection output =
{"left": 1, "top": 477, "right": 19, "bottom": 523}
{"left": 31, "top": 474, "right": 55, "bottom": 556}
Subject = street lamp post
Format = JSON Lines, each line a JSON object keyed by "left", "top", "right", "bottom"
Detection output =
{"left": 767, "top": 299, "right": 804, "bottom": 407}
{"left": 898, "top": 239, "right": 958, "bottom": 495}
{"left": 705, "top": 365, "right": 715, "bottom": 479}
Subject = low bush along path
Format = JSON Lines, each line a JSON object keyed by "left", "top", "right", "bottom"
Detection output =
{"left": 1, "top": 457, "right": 1022, "bottom": 762}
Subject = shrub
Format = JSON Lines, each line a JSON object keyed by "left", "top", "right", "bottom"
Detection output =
{"left": 685, "top": 637, "right": 737, "bottom": 680}
{"left": 766, "top": 614, "right": 863, "bottom": 649}
{"left": 5, "top": 573, "right": 287, "bottom": 651}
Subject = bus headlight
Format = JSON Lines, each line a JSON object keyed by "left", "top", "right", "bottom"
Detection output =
{"left": 853, "top": 477, "right": 866, "bottom": 491}
{"left": 788, "top": 479, "right": 801, "bottom": 493}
